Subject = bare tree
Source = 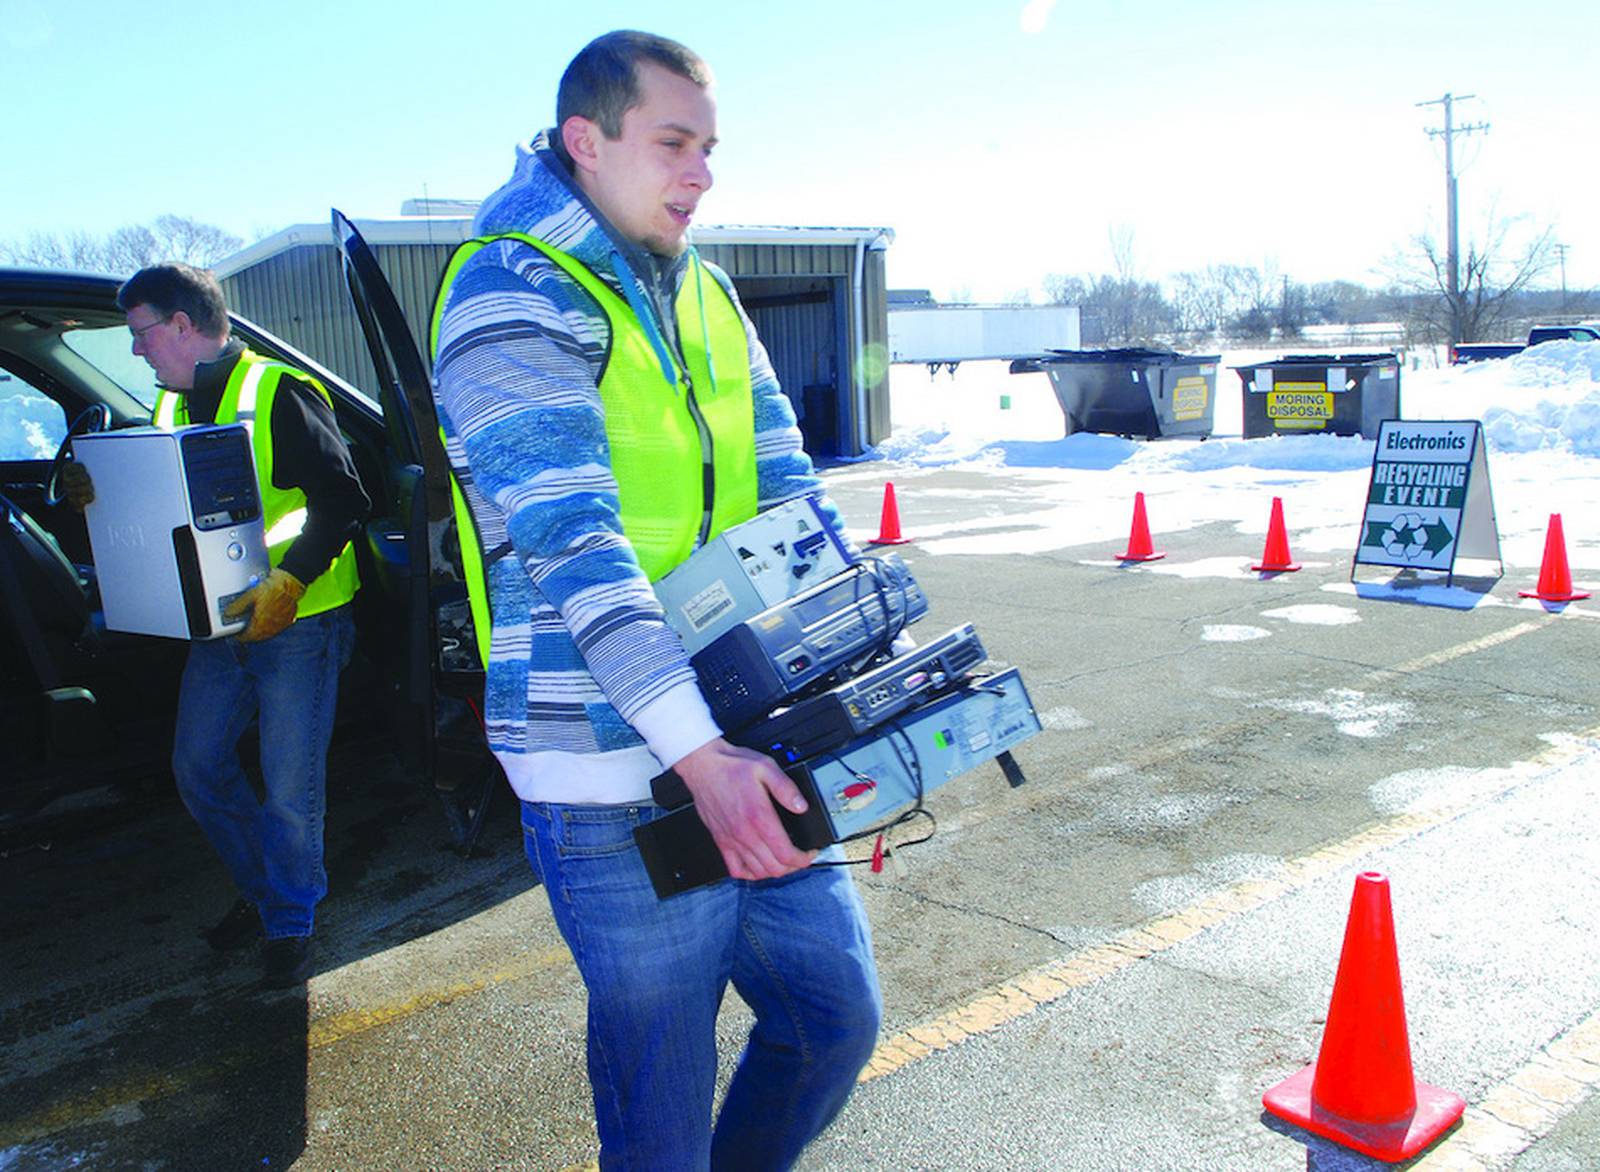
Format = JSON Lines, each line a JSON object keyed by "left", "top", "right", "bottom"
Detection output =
{"left": 101, "top": 226, "right": 158, "bottom": 274}
{"left": 146, "top": 215, "right": 245, "bottom": 266}
{"left": 1, "top": 215, "right": 244, "bottom": 274}
{"left": 1091, "top": 225, "right": 1177, "bottom": 342}
{"left": 1171, "top": 270, "right": 1218, "bottom": 335}
{"left": 1170, "top": 263, "right": 1294, "bottom": 341}
{"left": 1, "top": 229, "right": 111, "bottom": 271}
{"left": 1276, "top": 277, "right": 1311, "bottom": 338}
{"left": 1099, "top": 275, "right": 1175, "bottom": 346}
{"left": 1108, "top": 224, "right": 1138, "bottom": 282}
{"left": 1172, "top": 264, "right": 1255, "bottom": 336}
{"left": 1387, "top": 211, "right": 1555, "bottom": 345}
{"left": 1306, "top": 280, "right": 1388, "bottom": 323}
{"left": 1043, "top": 270, "right": 1174, "bottom": 346}
{"left": 1042, "top": 273, "right": 1087, "bottom": 306}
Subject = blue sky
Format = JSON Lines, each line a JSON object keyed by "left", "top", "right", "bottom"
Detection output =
{"left": 6, "top": 0, "right": 1597, "bottom": 301}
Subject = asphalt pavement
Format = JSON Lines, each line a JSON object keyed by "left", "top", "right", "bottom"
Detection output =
{"left": 2, "top": 461, "right": 1597, "bottom": 1171}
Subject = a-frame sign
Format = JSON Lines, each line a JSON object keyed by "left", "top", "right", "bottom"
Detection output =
{"left": 1352, "top": 419, "right": 1502, "bottom": 585}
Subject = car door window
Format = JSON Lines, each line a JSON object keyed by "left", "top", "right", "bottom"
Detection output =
{"left": 0, "top": 368, "right": 66, "bottom": 460}
{"left": 61, "top": 324, "right": 160, "bottom": 410}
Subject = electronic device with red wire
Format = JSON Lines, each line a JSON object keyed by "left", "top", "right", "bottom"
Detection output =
{"left": 634, "top": 668, "right": 1040, "bottom": 898}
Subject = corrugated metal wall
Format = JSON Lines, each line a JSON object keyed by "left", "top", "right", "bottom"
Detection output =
{"left": 699, "top": 243, "right": 850, "bottom": 279}
{"left": 221, "top": 243, "right": 449, "bottom": 396}
{"left": 745, "top": 283, "right": 841, "bottom": 393}
{"left": 736, "top": 277, "right": 845, "bottom": 456}
{"left": 222, "top": 237, "right": 889, "bottom": 456}
{"left": 696, "top": 240, "right": 891, "bottom": 452}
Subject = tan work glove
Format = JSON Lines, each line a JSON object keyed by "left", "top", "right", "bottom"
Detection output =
{"left": 61, "top": 461, "right": 95, "bottom": 511}
{"left": 224, "top": 568, "right": 307, "bottom": 643}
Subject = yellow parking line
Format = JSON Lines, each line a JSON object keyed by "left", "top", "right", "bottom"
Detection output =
{"left": 305, "top": 945, "right": 569, "bottom": 1051}
{"left": 1372, "top": 618, "right": 1547, "bottom": 681}
{"left": 1410, "top": 1008, "right": 1600, "bottom": 1170}
{"left": 860, "top": 721, "right": 1598, "bottom": 1083}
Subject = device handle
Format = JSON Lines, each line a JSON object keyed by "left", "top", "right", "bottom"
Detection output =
{"left": 650, "top": 767, "right": 694, "bottom": 810}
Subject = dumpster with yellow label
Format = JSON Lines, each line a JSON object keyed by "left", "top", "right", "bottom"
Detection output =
{"left": 1232, "top": 353, "right": 1401, "bottom": 439}
{"left": 1008, "top": 348, "right": 1220, "bottom": 439}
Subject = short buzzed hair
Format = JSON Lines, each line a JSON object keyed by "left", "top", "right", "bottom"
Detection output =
{"left": 557, "top": 30, "right": 713, "bottom": 140}
{"left": 117, "top": 263, "right": 230, "bottom": 339}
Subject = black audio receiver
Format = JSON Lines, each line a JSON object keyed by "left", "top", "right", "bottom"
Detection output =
{"left": 691, "top": 554, "right": 927, "bottom": 729}
{"left": 652, "top": 624, "right": 986, "bottom": 811}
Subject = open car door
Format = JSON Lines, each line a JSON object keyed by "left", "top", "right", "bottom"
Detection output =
{"left": 332, "top": 209, "right": 498, "bottom": 849}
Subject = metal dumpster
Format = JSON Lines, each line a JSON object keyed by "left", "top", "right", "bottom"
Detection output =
{"left": 1009, "top": 349, "right": 1220, "bottom": 439}
{"left": 1232, "top": 353, "right": 1401, "bottom": 439}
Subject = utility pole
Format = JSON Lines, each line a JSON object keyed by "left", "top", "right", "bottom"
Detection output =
{"left": 1418, "top": 93, "right": 1490, "bottom": 344}
{"left": 1554, "top": 243, "right": 1569, "bottom": 313}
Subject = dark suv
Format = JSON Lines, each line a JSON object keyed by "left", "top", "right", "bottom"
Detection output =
{"left": 0, "top": 246, "right": 491, "bottom": 843}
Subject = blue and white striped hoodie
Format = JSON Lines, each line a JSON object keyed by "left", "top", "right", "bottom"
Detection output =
{"left": 433, "top": 132, "right": 844, "bottom": 805}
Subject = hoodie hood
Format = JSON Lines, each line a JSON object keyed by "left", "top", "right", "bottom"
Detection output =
{"left": 473, "top": 130, "right": 685, "bottom": 299}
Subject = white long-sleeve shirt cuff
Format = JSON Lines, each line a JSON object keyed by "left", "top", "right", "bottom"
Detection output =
{"left": 631, "top": 678, "right": 724, "bottom": 769}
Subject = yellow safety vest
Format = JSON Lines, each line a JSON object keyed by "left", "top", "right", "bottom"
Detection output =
{"left": 153, "top": 349, "right": 359, "bottom": 618}
{"left": 431, "top": 234, "right": 758, "bottom": 665}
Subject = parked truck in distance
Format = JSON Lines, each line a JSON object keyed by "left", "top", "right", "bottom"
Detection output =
{"left": 1451, "top": 324, "right": 1600, "bottom": 364}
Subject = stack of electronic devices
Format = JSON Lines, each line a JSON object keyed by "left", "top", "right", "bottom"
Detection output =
{"left": 636, "top": 494, "right": 1042, "bottom": 898}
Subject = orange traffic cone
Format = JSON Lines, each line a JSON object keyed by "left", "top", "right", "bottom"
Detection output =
{"left": 1116, "top": 492, "right": 1164, "bottom": 561}
{"left": 869, "top": 481, "right": 911, "bottom": 545}
{"left": 1519, "top": 513, "right": 1590, "bottom": 601}
{"left": 1252, "top": 496, "right": 1300, "bottom": 573}
{"left": 1262, "top": 872, "right": 1464, "bottom": 1162}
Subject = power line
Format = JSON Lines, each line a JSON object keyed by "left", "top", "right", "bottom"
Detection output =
{"left": 1417, "top": 92, "right": 1489, "bottom": 344}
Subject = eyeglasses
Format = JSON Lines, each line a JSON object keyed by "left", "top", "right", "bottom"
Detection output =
{"left": 129, "top": 315, "right": 171, "bottom": 340}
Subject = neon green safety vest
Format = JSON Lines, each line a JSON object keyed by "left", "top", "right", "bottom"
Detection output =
{"left": 153, "top": 348, "right": 360, "bottom": 619}
{"left": 431, "top": 233, "right": 759, "bottom": 665}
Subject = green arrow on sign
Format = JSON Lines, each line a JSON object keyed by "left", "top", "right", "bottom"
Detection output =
{"left": 1363, "top": 521, "right": 1390, "bottom": 548}
{"left": 1421, "top": 517, "right": 1454, "bottom": 554}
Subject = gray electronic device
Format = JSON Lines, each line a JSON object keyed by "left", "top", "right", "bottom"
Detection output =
{"left": 654, "top": 493, "right": 856, "bottom": 656}
{"left": 690, "top": 554, "right": 928, "bottom": 729}
{"left": 799, "top": 666, "right": 1041, "bottom": 841}
{"left": 634, "top": 667, "right": 1041, "bottom": 898}
{"left": 73, "top": 425, "right": 270, "bottom": 640}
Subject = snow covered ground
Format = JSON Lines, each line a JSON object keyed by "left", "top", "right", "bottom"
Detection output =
{"left": 852, "top": 342, "right": 1600, "bottom": 588}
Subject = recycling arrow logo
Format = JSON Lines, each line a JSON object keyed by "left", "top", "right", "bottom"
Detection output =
{"left": 1362, "top": 512, "right": 1454, "bottom": 561}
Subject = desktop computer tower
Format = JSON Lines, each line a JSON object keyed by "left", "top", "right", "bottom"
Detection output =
{"left": 73, "top": 424, "right": 270, "bottom": 640}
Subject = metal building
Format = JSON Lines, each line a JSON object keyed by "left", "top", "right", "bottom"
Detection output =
{"left": 213, "top": 215, "right": 893, "bottom": 458}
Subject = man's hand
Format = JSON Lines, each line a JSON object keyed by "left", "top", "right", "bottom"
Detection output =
{"left": 673, "top": 738, "right": 817, "bottom": 881}
{"left": 60, "top": 461, "right": 94, "bottom": 511}
{"left": 224, "top": 567, "right": 306, "bottom": 642}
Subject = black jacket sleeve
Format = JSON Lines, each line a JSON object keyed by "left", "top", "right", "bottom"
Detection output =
{"left": 267, "top": 377, "right": 370, "bottom": 587}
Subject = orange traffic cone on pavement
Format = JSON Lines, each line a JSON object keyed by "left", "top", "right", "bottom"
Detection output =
{"left": 1116, "top": 492, "right": 1164, "bottom": 561}
{"left": 1519, "top": 513, "right": 1590, "bottom": 601}
{"left": 1262, "top": 871, "right": 1464, "bottom": 1162}
{"left": 1252, "top": 496, "right": 1301, "bottom": 573}
{"left": 869, "top": 481, "right": 911, "bottom": 545}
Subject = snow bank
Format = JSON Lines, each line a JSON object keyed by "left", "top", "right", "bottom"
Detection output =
{"left": 1397, "top": 340, "right": 1600, "bottom": 456}
{"left": 869, "top": 348, "right": 1600, "bottom": 574}
{"left": 880, "top": 342, "right": 1600, "bottom": 470}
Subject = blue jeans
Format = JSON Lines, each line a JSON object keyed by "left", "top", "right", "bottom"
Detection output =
{"left": 172, "top": 605, "right": 355, "bottom": 939}
{"left": 522, "top": 800, "right": 882, "bottom": 1172}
